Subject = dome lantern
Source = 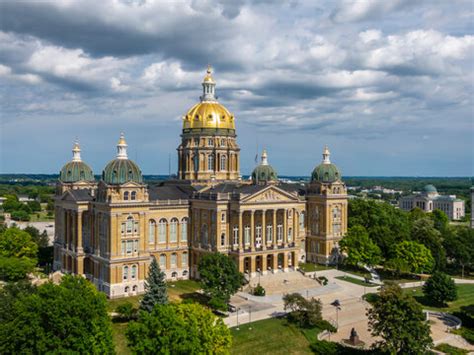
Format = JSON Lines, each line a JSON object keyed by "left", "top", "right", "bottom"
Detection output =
{"left": 201, "top": 65, "right": 217, "bottom": 102}
{"left": 116, "top": 132, "right": 128, "bottom": 160}
{"left": 72, "top": 140, "right": 82, "bottom": 162}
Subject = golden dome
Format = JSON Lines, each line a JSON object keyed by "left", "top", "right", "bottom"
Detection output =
{"left": 183, "top": 102, "right": 235, "bottom": 130}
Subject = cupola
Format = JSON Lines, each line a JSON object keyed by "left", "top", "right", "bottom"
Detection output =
{"left": 59, "top": 140, "right": 95, "bottom": 183}
{"left": 311, "top": 146, "right": 341, "bottom": 183}
{"left": 252, "top": 149, "right": 278, "bottom": 184}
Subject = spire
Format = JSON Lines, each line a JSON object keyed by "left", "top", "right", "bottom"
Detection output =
{"left": 261, "top": 149, "right": 269, "bottom": 166}
{"left": 322, "top": 145, "right": 331, "bottom": 164}
{"left": 117, "top": 132, "right": 128, "bottom": 159}
{"left": 72, "top": 139, "right": 82, "bottom": 162}
{"left": 201, "top": 65, "right": 217, "bottom": 102}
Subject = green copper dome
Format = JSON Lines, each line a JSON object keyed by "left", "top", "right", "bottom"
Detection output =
{"left": 423, "top": 184, "right": 437, "bottom": 193}
{"left": 311, "top": 163, "right": 341, "bottom": 183}
{"left": 102, "top": 158, "right": 143, "bottom": 185}
{"left": 252, "top": 150, "right": 278, "bottom": 184}
{"left": 311, "top": 146, "right": 341, "bottom": 183}
{"left": 60, "top": 161, "right": 95, "bottom": 183}
{"left": 59, "top": 141, "right": 95, "bottom": 183}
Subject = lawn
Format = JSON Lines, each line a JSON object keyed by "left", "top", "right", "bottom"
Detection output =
{"left": 298, "top": 263, "right": 334, "bottom": 273}
{"left": 335, "top": 275, "right": 378, "bottom": 287}
{"left": 112, "top": 322, "right": 131, "bottom": 355}
{"left": 404, "top": 284, "right": 474, "bottom": 312}
{"left": 230, "top": 317, "right": 314, "bottom": 354}
{"left": 29, "top": 210, "right": 54, "bottom": 222}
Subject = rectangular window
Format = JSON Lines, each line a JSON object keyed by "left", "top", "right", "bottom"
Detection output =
{"left": 126, "top": 240, "right": 133, "bottom": 254}
{"left": 134, "top": 221, "right": 139, "bottom": 234}
{"left": 126, "top": 220, "right": 133, "bottom": 233}
{"left": 182, "top": 254, "right": 188, "bottom": 267}
{"left": 221, "top": 212, "right": 226, "bottom": 223}
{"left": 159, "top": 223, "right": 166, "bottom": 243}
{"left": 244, "top": 226, "right": 250, "bottom": 245}
{"left": 121, "top": 241, "right": 125, "bottom": 255}
{"left": 277, "top": 224, "right": 283, "bottom": 242}
{"left": 121, "top": 223, "right": 126, "bottom": 235}
{"left": 134, "top": 240, "right": 138, "bottom": 253}
{"left": 266, "top": 225, "right": 273, "bottom": 242}
{"left": 170, "top": 222, "right": 177, "bottom": 242}
{"left": 288, "top": 227, "right": 292, "bottom": 241}
{"left": 233, "top": 226, "right": 239, "bottom": 245}
{"left": 171, "top": 254, "right": 177, "bottom": 267}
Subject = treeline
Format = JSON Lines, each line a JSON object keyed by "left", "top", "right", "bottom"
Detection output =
{"left": 343, "top": 199, "right": 474, "bottom": 277}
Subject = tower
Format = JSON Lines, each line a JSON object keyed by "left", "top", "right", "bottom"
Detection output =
{"left": 306, "top": 146, "right": 348, "bottom": 264}
{"left": 177, "top": 66, "right": 240, "bottom": 183}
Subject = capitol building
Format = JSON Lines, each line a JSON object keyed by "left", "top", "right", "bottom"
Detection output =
{"left": 53, "top": 68, "right": 348, "bottom": 298}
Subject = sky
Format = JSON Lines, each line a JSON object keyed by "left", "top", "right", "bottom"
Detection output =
{"left": 0, "top": 0, "right": 473, "bottom": 177}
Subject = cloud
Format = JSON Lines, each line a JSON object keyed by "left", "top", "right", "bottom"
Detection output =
{"left": 330, "top": 0, "right": 414, "bottom": 23}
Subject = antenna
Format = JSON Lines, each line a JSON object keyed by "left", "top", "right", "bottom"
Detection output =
{"left": 168, "top": 153, "right": 171, "bottom": 179}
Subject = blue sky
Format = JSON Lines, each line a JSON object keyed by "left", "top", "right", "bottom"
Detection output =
{"left": 0, "top": 0, "right": 473, "bottom": 176}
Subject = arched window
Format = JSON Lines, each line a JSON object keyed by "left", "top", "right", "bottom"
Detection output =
{"left": 132, "top": 285, "right": 137, "bottom": 292}
{"left": 208, "top": 154, "right": 214, "bottom": 171}
{"left": 124, "top": 191, "right": 129, "bottom": 200}
{"left": 181, "top": 218, "right": 188, "bottom": 241}
{"left": 131, "top": 191, "right": 136, "bottom": 200}
{"left": 172, "top": 271, "right": 178, "bottom": 278}
{"left": 148, "top": 220, "right": 156, "bottom": 244}
{"left": 159, "top": 254, "right": 166, "bottom": 268}
{"left": 220, "top": 155, "right": 227, "bottom": 171}
{"left": 158, "top": 219, "right": 167, "bottom": 243}
{"left": 220, "top": 233, "right": 226, "bottom": 246}
{"left": 125, "top": 286, "right": 130, "bottom": 293}
{"left": 170, "top": 218, "right": 178, "bottom": 242}
{"left": 123, "top": 266, "right": 129, "bottom": 280}
{"left": 182, "top": 252, "right": 188, "bottom": 267}
{"left": 171, "top": 253, "right": 177, "bottom": 267}
{"left": 193, "top": 155, "right": 199, "bottom": 172}
{"left": 131, "top": 265, "right": 137, "bottom": 279}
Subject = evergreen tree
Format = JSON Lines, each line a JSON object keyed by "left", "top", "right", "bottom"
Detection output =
{"left": 140, "top": 257, "right": 168, "bottom": 312}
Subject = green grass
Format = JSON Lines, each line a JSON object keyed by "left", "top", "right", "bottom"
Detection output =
{"left": 298, "top": 263, "right": 334, "bottom": 273}
{"left": 29, "top": 211, "right": 54, "bottom": 222}
{"left": 230, "top": 317, "right": 314, "bottom": 354}
{"left": 335, "top": 276, "right": 378, "bottom": 287}
{"left": 404, "top": 284, "right": 474, "bottom": 312}
{"left": 434, "top": 343, "right": 469, "bottom": 355}
{"left": 337, "top": 264, "right": 369, "bottom": 278}
{"left": 107, "top": 295, "right": 142, "bottom": 312}
{"left": 112, "top": 322, "right": 131, "bottom": 355}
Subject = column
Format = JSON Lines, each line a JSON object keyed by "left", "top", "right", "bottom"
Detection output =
{"left": 250, "top": 255, "right": 256, "bottom": 277}
{"left": 272, "top": 209, "right": 277, "bottom": 248}
{"left": 283, "top": 208, "right": 287, "bottom": 247}
{"left": 272, "top": 253, "right": 278, "bottom": 272}
{"left": 250, "top": 210, "right": 255, "bottom": 251}
{"left": 283, "top": 252, "right": 289, "bottom": 272}
{"left": 292, "top": 208, "right": 296, "bottom": 245}
{"left": 262, "top": 210, "right": 266, "bottom": 250}
{"left": 77, "top": 211, "right": 84, "bottom": 274}
{"left": 262, "top": 254, "right": 267, "bottom": 275}
{"left": 238, "top": 211, "right": 243, "bottom": 249}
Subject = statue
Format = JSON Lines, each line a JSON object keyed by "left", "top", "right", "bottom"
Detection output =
{"left": 349, "top": 327, "right": 361, "bottom": 345}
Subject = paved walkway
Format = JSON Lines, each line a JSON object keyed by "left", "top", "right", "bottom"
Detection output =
{"left": 226, "top": 269, "right": 474, "bottom": 352}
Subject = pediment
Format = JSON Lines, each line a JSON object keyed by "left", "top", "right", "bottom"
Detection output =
{"left": 242, "top": 186, "right": 298, "bottom": 203}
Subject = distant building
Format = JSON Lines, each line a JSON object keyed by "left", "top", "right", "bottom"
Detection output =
{"left": 399, "top": 184, "right": 465, "bottom": 220}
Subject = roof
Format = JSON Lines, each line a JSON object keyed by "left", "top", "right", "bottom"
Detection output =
{"left": 102, "top": 158, "right": 143, "bottom": 185}
{"left": 68, "top": 189, "right": 94, "bottom": 201}
{"left": 60, "top": 161, "right": 95, "bottom": 183}
{"left": 148, "top": 181, "right": 197, "bottom": 201}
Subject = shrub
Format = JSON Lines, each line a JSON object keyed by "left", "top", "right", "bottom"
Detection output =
{"left": 310, "top": 340, "right": 338, "bottom": 354}
{"left": 362, "top": 293, "right": 380, "bottom": 304}
{"left": 253, "top": 284, "right": 265, "bottom": 296}
{"left": 283, "top": 293, "right": 322, "bottom": 328}
{"left": 317, "top": 276, "right": 328, "bottom": 286}
{"left": 423, "top": 272, "right": 457, "bottom": 306}
{"left": 116, "top": 302, "right": 137, "bottom": 321}
{"left": 315, "top": 319, "right": 337, "bottom": 333}
{"left": 434, "top": 343, "right": 468, "bottom": 355}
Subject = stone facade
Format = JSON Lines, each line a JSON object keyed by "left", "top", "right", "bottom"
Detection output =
{"left": 53, "top": 68, "right": 348, "bottom": 298}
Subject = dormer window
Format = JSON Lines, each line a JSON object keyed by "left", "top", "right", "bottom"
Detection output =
{"left": 124, "top": 191, "right": 129, "bottom": 200}
{"left": 208, "top": 138, "right": 214, "bottom": 146}
{"left": 131, "top": 191, "right": 136, "bottom": 200}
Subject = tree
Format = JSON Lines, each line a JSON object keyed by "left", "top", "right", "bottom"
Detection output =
{"left": 339, "top": 225, "right": 382, "bottom": 267}
{"left": 11, "top": 210, "right": 30, "bottom": 221}
{"left": 389, "top": 240, "right": 434, "bottom": 274}
{"left": 423, "top": 272, "right": 457, "bottom": 306}
{"left": 283, "top": 293, "right": 323, "bottom": 328}
{"left": 429, "top": 209, "right": 449, "bottom": 233}
{"left": 27, "top": 200, "right": 41, "bottom": 213}
{"left": 140, "top": 257, "right": 168, "bottom": 313}
{"left": 368, "top": 283, "right": 432, "bottom": 354}
{"left": 0, "top": 227, "right": 38, "bottom": 281}
{"left": 126, "top": 303, "right": 232, "bottom": 354}
{"left": 198, "top": 253, "right": 243, "bottom": 310}
{"left": 444, "top": 226, "right": 474, "bottom": 277}
{"left": 116, "top": 302, "right": 138, "bottom": 321}
{"left": 1, "top": 194, "right": 21, "bottom": 213}
{"left": 411, "top": 218, "right": 445, "bottom": 271}
{"left": 24, "top": 226, "right": 49, "bottom": 248}
{"left": 0, "top": 275, "right": 114, "bottom": 353}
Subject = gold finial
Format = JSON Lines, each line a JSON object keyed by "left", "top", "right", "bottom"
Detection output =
{"left": 207, "top": 64, "right": 212, "bottom": 74}
{"left": 118, "top": 132, "right": 127, "bottom": 145}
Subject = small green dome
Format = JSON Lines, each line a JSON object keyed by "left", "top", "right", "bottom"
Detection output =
{"left": 311, "top": 163, "right": 341, "bottom": 183}
{"left": 423, "top": 184, "right": 437, "bottom": 193}
{"left": 60, "top": 161, "right": 95, "bottom": 183}
{"left": 102, "top": 159, "right": 143, "bottom": 185}
{"left": 252, "top": 164, "right": 278, "bottom": 183}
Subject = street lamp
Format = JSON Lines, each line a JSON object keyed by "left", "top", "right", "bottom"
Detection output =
{"left": 331, "top": 299, "right": 341, "bottom": 331}
{"left": 236, "top": 307, "right": 240, "bottom": 330}
{"left": 248, "top": 305, "right": 252, "bottom": 330}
